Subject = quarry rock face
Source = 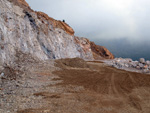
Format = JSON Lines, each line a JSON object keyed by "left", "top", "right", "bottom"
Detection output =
{"left": 90, "top": 42, "right": 114, "bottom": 59}
{"left": 0, "top": 0, "right": 114, "bottom": 63}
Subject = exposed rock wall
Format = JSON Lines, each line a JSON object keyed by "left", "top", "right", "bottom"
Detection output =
{"left": 0, "top": 0, "right": 114, "bottom": 63}
{"left": 90, "top": 42, "right": 114, "bottom": 59}
{"left": 36, "top": 12, "right": 75, "bottom": 35}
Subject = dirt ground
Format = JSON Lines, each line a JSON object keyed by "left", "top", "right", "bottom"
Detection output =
{"left": 0, "top": 58, "right": 150, "bottom": 113}
{"left": 52, "top": 59, "right": 150, "bottom": 113}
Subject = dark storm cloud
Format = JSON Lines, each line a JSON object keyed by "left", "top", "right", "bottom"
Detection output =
{"left": 26, "top": 0, "right": 150, "bottom": 42}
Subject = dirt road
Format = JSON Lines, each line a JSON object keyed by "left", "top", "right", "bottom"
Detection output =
{"left": 53, "top": 59, "right": 150, "bottom": 113}
{"left": 1, "top": 58, "right": 150, "bottom": 113}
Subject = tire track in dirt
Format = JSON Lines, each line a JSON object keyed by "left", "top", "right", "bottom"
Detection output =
{"left": 111, "top": 73, "right": 119, "bottom": 96}
{"left": 128, "top": 73, "right": 136, "bottom": 84}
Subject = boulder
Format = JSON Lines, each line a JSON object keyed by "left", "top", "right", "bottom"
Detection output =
{"left": 0, "top": 73, "right": 4, "bottom": 78}
{"left": 146, "top": 60, "right": 150, "bottom": 65}
{"left": 138, "top": 63, "right": 144, "bottom": 69}
{"left": 136, "top": 66, "right": 140, "bottom": 69}
{"left": 143, "top": 69, "right": 149, "bottom": 73}
{"left": 125, "top": 58, "right": 132, "bottom": 62}
{"left": 139, "top": 58, "right": 145, "bottom": 64}
{"left": 130, "top": 62, "right": 137, "bottom": 68}
{"left": 143, "top": 65, "right": 148, "bottom": 69}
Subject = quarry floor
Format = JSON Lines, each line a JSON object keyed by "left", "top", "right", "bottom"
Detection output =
{"left": 0, "top": 58, "right": 150, "bottom": 113}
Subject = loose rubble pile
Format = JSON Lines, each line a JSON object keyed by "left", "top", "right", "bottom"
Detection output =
{"left": 107, "top": 58, "right": 150, "bottom": 73}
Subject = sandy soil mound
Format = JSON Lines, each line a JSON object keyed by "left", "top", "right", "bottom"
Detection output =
{"left": 55, "top": 57, "right": 89, "bottom": 69}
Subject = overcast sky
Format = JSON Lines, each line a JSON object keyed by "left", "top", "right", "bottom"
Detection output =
{"left": 26, "top": 0, "right": 150, "bottom": 43}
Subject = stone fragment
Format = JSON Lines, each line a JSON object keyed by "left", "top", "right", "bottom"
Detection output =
{"left": 138, "top": 63, "right": 144, "bottom": 69}
{"left": 143, "top": 69, "right": 149, "bottom": 73}
{"left": 130, "top": 62, "right": 137, "bottom": 68}
{"left": 144, "top": 65, "right": 148, "bottom": 69}
{"left": 139, "top": 58, "right": 145, "bottom": 64}
{"left": 136, "top": 66, "right": 140, "bottom": 69}
{"left": 125, "top": 58, "right": 132, "bottom": 62}
{"left": 0, "top": 72, "right": 4, "bottom": 77}
{"left": 146, "top": 60, "right": 150, "bottom": 65}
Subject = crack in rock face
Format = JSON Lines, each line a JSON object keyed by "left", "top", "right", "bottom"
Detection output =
{"left": 24, "top": 11, "right": 37, "bottom": 30}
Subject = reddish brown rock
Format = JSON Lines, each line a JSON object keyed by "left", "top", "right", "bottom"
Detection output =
{"left": 74, "top": 37, "right": 91, "bottom": 53}
{"left": 9, "top": 0, "right": 74, "bottom": 35}
{"left": 36, "top": 12, "right": 75, "bottom": 35}
{"left": 8, "top": 0, "right": 31, "bottom": 10}
{"left": 90, "top": 41, "right": 114, "bottom": 60}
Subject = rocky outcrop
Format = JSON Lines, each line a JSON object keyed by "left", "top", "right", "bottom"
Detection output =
{"left": 0, "top": 0, "right": 114, "bottom": 63}
{"left": 90, "top": 42, "right": 114, "bottom": 59}
{"left": 74, "top": 37, "right": 93, "bottom": 59}
{"left": 8, "top": 0, "right": 31, "bottom": 10}
{"left": 36, "top": 12, "right": 75, "bottom": 35}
